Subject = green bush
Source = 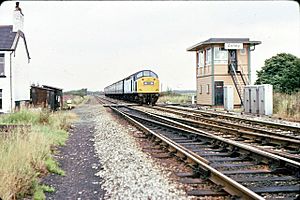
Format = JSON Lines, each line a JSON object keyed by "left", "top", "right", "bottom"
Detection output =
{"left": 256, "top": 53, "right": 300, "bottom": 93}
{"left": 0, "top": 110, "right": 39, "bottom": 124}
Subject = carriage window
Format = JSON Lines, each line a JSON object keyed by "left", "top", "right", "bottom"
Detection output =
{"left": 0, "top": 54, "right": 4, "bottom": 76}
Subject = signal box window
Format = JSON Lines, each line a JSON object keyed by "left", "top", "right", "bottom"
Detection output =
{"left": 205, "top": 48, "right": 211, "bottom": 65}
{"left": 214, "top": 47, "right": 228, "bottom": 64}
{"left": 206, "top": 84, "right": 210, "bottom": 94}
{"left": 198, "top": 51, "right": 204, "bottom": 67}
{"left": 0, "top": 54, "right": 5, "bottom": 76}
{"left": 0, "top": 89, "right": 2, "bottom": 109}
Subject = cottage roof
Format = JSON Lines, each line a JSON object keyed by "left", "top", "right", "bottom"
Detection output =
{"left": 187, "top": 38, "right": 261, "bottom": 51}
{"left": 0, "top": 25, "right": 30, "bottom": 60}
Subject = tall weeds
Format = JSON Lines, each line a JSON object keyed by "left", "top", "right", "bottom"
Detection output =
{"left": 273, "top": 92, "right": 300, "bottom": 121}
{"left": 0, "top": 130, "right": 48, "bottom": 199}
{"left": 0, "top": 109, "right": 76, "bottom": 200}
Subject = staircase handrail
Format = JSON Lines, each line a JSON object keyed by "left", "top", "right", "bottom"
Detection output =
{"left": 230, "top": 64, "right": 242, "bottom": 86}
{"left": 238, "top": 64, "right": 249, "bottom": 85}
{"left": 229, "top": 63, "right": 244, "bottom": 105}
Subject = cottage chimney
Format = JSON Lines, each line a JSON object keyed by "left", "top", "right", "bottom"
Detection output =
{"left": 13, "top": 2, "right": 24, "bottom": 32}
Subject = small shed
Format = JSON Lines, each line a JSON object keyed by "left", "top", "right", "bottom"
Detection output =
{"left": 30, "top": 85, "right": 63, "bottom": 111}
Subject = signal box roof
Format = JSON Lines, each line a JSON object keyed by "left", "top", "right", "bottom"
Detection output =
{"left": 187, "top": 38, "right": 261, "bottom": 51}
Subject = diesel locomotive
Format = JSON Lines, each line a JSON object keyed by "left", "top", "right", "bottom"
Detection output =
{"left": 104, "top": 70, "right": 160, "bottom": 105}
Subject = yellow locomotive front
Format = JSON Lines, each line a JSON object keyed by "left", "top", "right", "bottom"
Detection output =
{"left": 135, "top": 70, "right": 160, "bottom": 104}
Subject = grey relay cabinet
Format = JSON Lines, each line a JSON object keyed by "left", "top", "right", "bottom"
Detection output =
{"left": 243, "top": 84, "right": 273, "bottom": 116}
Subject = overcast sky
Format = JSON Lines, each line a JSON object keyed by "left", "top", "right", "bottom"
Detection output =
{"left": 0, "top": 1, "right": 299, "bottom": 91}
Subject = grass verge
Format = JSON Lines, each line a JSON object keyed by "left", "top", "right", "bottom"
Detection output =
{"left": 273, "top": 92, "right": 300, "bottom": 121}
{"left": 63, "top": 95, "right": 89, "bottom": 110}
{"left": 0, "top": 109, "right": 76, "bottom": 200}
{"left": 158, "top": 92, "right": 195, "bottom": 104}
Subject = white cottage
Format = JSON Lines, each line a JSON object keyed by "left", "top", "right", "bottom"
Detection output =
{"left": 0, "top": 3, "right": 31, "bottom": 113}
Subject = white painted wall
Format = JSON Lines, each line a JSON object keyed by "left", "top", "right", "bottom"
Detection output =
{"left": 12, "top": 36, "right": 30, "bottom": 102}
{"left": 13, "top": 11, "right": 24, "bottom": 32}
{"left": 0, "top": 36, "right": 30, "bottom": 113}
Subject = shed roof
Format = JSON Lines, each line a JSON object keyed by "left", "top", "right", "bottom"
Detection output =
{"left": 42, "top": 85, "right": 63, "bottom": 91}
{"left": 0, "top": 25, "right": 30, "bottom": 60}
{"left": 187, "top": 38, "right": 261, "bottom": 51}
{"left": 31, "top": 85, "right": 63, "bottom": 92}
{"left": 31, "top": 85, "right": 53, "bottom": 92}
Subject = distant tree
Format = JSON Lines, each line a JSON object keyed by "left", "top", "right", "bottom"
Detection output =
{"left": 255, "top": 53, "right": 300, "bottom": 93}
{"left": 166, "top": 87, "right": 173, "bottom": 95}
{"left": 64, "top": 88, "right": 88, "bottom": 97}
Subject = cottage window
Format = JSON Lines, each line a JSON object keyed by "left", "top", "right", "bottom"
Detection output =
{"left": 206, "top": 84, "right": 210, "bottom": 94}
{"left": 0, "top": 54, "right": 4, "bottom": 76}
{"left": 198, "top": 51, "right": 204, "bottom": 67}
{"left": 214, "top": 47, "right": 228, "bottom": 64}
{"left": 205, "top": 48, "right": 211, "bottom": 65}
{"left": 0, "top": 89, "right": 2, "bottom": 109}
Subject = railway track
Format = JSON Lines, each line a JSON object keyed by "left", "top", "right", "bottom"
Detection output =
{"left": 137, "top": 106, "right": 300, "bottom": 162}
{"left": 94, "top": 95, "right": 138, "bottom": 106}
{"left": 108, "top": 105, "right": 299, "bottom": 199}
{"left": 95, "top": 96, "right": 300, "bottom": 160}
{"left": 94, "top": 95, "right": 118, "bottom": 104}
{"left": 158, "top": 105, "right": 300, "bottom": 136}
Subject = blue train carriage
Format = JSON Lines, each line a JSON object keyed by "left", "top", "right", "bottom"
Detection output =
{"left": 104, "top": 70, "right": 160, "bottom": 105}
{"left": 104, "top": 79, "right": 124, "bottom": 99}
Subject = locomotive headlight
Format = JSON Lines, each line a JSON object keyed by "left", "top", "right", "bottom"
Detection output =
{"left": 143, "top": 81, "right": 154, "bottom": 85}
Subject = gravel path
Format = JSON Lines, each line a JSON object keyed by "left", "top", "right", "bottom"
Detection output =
{"left": 43, "top": 97, "right": 190, "bottom": 199}
{"left": 94, "top": 106, "right": 189, "bottom": 199}
{"left": 43, "top": 98, "right": 105, "bottom": 199}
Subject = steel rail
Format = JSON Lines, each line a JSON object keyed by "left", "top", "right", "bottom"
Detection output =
{"left": 152, "top": 106, "right": 300, "bottom": 139}
{"left": 95, "top": 95, "right": 139, "bottom": 107}
{"left": 136, "top": 108, "right": 300, "bottom": 155}
{"left": 94, "top": 95, "right": 118, "bottom": 105}
{"left": 160, "top": 105, "right": 300, "bottom": 134}
{"left": 110, "top": 106, "right": 265, "bottom": 200}
{"left": 122, "top": 106, "right": 300, "bottom": 172}
{"left": 144, "top": 109, "right": 300, "bottom": 169}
